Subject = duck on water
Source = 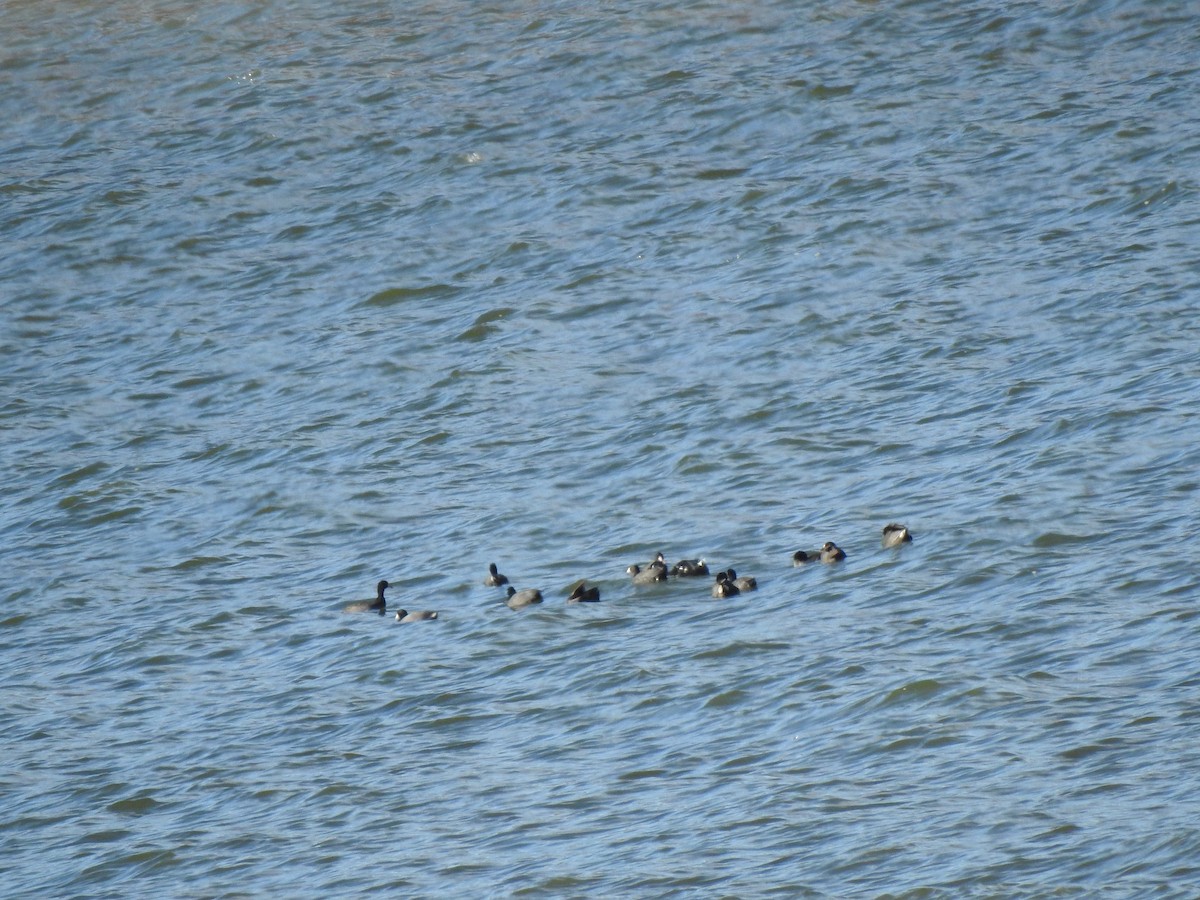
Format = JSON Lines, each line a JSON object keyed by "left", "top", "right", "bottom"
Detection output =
{"left": 345, "top": 580, "right": 390, "bottom": 614}
{"left": 395, "top": 609, "right": 439, "bottom": 623}
{"left": 627, "top": 552, "right": 668, "bottom": 584}
{"left": 567, "top": 582, "right": 601, "bottom": 603}
{"left": 712, "top": 570, "right": 740, "bottom": 598}
{"left": 506, "top": 586, "right": 544, "bottom": 610}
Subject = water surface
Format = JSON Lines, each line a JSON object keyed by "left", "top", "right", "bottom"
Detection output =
{"left": 3, "top": 0, "right": 1200, "bottom": 895}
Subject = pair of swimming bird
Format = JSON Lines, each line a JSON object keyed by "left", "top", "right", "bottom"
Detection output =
{"left": 790, "top": 524, "right": 911, "bottom": 564}
{"left": 342, "top": 580, "right": 439, "bottom": 622}
{"left": 711, "top": 569, "right": 758, "bottom": 598}
{"left": 348, "top": 524, "right": 912, "bottom": 617}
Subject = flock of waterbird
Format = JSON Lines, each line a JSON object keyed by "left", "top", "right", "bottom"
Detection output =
{"left": 343, "top": 523, "right": 914, "bottom": 621}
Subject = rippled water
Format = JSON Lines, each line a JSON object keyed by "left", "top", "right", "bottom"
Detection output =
{"left": 4, "top": 0, "right": 1200, "bottom": 895}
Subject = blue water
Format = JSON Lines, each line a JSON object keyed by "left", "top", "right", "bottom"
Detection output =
{"left": 3, "top": 0, "right": 1200, "bottom": 895}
